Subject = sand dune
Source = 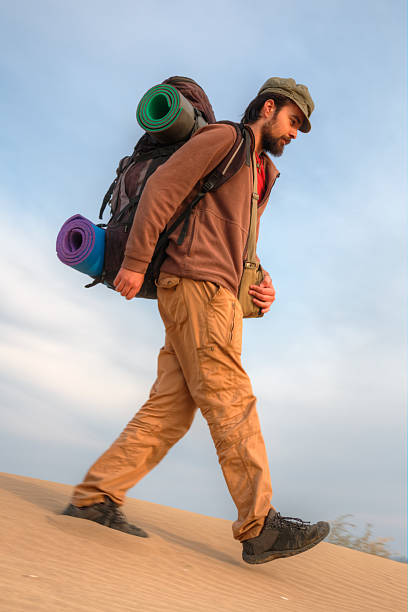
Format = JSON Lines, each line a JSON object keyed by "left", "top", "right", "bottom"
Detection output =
{"left": 0, "top": 473, "right": 406, "bottom": 611}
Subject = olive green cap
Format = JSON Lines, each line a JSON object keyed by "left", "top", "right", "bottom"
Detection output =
{"left": 258, "top": 77, "right": 314, "bottom": 133}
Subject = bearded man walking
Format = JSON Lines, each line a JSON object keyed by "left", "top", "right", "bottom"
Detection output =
{"left": 63, "top": 77, "right": 330, "bottom": 565}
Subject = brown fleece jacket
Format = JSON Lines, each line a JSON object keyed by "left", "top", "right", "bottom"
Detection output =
{"left": 122, "top": 123, "right": 279, "bottom": 296}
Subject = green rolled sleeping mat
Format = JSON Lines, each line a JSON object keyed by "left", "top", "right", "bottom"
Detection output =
{"left": 136, "top": 83, "right": 206, "bottom": 143}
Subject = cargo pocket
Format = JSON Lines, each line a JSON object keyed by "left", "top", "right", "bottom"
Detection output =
{"left": 156, "top": 273, "right": 182, "bottom": 289}
{"left": 156, "top": 274, "right": 187, "bottom": 328}
{"left": 196, "top": 344, "right": 243, "bottom": 420}
{"left": 228, "top": 300, "right": 243, "bottom": 354}
{"left": 206, "top": 286, "right": 243, "bottom": 354}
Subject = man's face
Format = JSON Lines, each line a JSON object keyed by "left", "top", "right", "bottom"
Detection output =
{"left": 261, "top": 101, "right": 304, "bottom": 157}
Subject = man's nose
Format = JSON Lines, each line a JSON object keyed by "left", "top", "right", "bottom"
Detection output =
{"left": 290, "top": 128, "right": 298, "bottom": 140}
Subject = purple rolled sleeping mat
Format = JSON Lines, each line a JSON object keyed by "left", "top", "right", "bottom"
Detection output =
{"left": 56, "top": 214, "right": 105, "bottom": 278}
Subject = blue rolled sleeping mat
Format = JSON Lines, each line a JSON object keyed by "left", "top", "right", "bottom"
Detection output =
{"left": 56, "top": 214, "right": 105, "bottom": 278}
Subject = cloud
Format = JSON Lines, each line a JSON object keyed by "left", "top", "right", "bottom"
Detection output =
{"left": 0, "top": 205, "right": 163, "bottom": 445}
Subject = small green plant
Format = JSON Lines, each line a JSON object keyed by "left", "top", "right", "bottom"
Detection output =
{"left": 328, "top": 514, "right": 394, "bottom": 559}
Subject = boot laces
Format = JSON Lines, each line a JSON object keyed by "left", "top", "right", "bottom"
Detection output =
{"left": 113, "top": 507, "right": 127, "bottom": 524}
{"left": 272, "top": 512, "right": 310, "bottom": 532}
{"left": 108, "top": 502, "right": 129, "bottom": 527}
{"left": 99, "top": 498, "right": 126, "bottom": 526}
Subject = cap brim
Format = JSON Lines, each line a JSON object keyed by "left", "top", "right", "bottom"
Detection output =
{"left": 287, "top": 95, "right": 310, "bottom": 132}
{"left": 300, "top": 115, "right": 311, "bottom": 133}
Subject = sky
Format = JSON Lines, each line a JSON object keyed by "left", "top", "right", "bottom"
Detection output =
{"left": 0, "top": 0, "right": 406, "bottom": 557}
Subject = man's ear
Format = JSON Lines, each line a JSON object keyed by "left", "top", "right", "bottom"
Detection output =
{"left": 262, "top": 99, "right": 276, "bottom": 119}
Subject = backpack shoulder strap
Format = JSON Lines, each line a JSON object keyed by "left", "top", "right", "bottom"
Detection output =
{"left": 200, "top": 121, "right": 249, "bottom": 192}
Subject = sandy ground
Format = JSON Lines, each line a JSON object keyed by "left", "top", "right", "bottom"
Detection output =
{"left": 0, "top": 473, "right": 406, "bottom": 612}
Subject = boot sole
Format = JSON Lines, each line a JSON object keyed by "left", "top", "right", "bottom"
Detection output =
{"left": 242, "top": 525, "right": 330, "bottom": 565}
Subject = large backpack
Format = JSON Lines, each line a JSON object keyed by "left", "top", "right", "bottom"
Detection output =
{"left": 87, "top": 76, "right": 250, "bottom": 299}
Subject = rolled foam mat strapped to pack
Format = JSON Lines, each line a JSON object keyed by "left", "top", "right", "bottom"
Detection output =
{"left": 56, "top": 214, "right": 105, "bottom": 278}
{"left": 136, "top": 83, "right": 196, "bottom": 143}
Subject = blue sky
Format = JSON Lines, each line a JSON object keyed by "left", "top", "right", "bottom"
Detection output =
{"left": 0, "top": 0, "right": 406, "bottom": 556}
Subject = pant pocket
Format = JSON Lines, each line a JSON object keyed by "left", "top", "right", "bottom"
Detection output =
{"left": 206, "top": 287, "right": 242, "bottom": 354}
{"left": 156, "top": 273, "right": 182, "bottom": 289}
{"left": 196, "top": 345, "right": 243, "bottom": 420}
{"left": 157, "top": 275, "right": 187, "bottom": 327}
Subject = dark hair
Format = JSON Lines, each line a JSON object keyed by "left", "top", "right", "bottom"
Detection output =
{"left": 241, "top": 92, "right": 290, "bottom": 124}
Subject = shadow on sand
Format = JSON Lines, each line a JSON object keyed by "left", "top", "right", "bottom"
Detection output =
{"left": 0, "top": 472, "right": 242, "bottom": 567}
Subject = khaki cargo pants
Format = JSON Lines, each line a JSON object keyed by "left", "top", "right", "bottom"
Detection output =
{"left": 72, "top": 274, "right": 273, "bottom": 541}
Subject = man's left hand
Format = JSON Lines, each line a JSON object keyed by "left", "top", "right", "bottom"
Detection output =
{"left": 249, "top": 275, "right": 276, "bottom": 314}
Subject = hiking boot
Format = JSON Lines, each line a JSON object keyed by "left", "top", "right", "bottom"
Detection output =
{"left": 62, "top": 497, "right": 148, "bottom": 538}
{"left": 242, "top": 510, "right": 329, "bottom": 564}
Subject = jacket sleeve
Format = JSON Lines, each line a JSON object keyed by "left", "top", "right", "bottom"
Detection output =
{"left": 122, "top": 124, "right": 237, "bottom": 273}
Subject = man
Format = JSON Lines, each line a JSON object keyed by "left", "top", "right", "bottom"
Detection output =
{"left": 63, "top": 77, "right": 330, "bottom": 565}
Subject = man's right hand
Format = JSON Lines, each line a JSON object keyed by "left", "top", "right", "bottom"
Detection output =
{"left": 113, "top": 267, "right": 145, "bottom": 300}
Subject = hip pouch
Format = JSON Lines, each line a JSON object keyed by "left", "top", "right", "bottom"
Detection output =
{"left": 238, "top": 263, "right": 264, "bottom": 319}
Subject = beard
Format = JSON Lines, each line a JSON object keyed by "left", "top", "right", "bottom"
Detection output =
{"left": 261, "top": 117, "right": 285, "bottom": 157}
